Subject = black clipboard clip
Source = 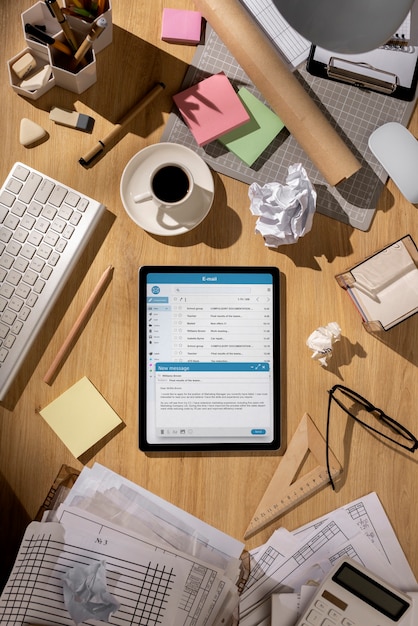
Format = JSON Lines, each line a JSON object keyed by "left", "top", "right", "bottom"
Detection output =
{"left": 327, "top": 57, "right": 399, "bottom": 94}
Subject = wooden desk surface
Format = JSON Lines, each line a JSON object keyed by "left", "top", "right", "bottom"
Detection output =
{"left": 1, "top": 0, "right": 418, "bottom": 590}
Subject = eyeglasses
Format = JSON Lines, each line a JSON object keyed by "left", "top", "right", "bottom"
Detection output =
{"left": 326, "top": 384, "right": 418, "bottom": 490}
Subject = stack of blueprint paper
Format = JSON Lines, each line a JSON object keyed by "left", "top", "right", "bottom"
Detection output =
{"left": 0, "top": 463, "right": 245, "bottom": 626}
{"left": 239, "top": 492, "right": 418, "bottom": 626}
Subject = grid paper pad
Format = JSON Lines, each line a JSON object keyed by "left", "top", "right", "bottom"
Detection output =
{"left": 162, "top": 26, "right": 416, "bottom": 231}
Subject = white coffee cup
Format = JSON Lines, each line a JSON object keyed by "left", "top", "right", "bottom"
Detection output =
{"left": 134, "top": 162, "right": 193, "bottom": 207}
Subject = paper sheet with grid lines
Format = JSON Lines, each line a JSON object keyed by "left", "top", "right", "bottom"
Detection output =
{"left": 162, "top": 25, "right": 416, "bottom": 231}
{"left": 0, "top": 520, "right": 228, "bottom": 626}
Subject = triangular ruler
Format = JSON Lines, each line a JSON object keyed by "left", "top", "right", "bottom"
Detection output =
{"left": 244, "top": 413, "right": 342, "bottom": 539}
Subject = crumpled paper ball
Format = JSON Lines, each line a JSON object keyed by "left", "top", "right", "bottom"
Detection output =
{"left": 306, "top": 322, "right": 341, "bottom": 367}
{"left": 62, "top": 560, "right": 120, "bottom": 625}
{"left": 248, "top": 163, "right": 317, "bottom": 247}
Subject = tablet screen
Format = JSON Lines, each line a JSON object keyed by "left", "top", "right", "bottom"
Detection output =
{"left": 138, "top": 267, "right": 281, "bottom": 451}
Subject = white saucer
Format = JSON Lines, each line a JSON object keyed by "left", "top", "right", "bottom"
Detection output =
{"left": 120, "top": 143, "right": 214, "bottom": 236}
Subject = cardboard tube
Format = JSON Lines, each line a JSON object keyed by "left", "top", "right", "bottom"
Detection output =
{"left": 194, "top": 0, "right": 361, "bottom": 186}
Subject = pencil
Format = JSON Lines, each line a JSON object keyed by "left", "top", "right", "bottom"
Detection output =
{"left": 79, "top": 82, "right": 165, "bottom": 166}
{"left": 73, "top": 17, "right": 107, "bottom": 67}
{"left": 43, "top": 265, "right": 114, "bottom": 385}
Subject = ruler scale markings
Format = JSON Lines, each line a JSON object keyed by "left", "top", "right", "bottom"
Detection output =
{"left": 245, "top": 413, "right": 342, "bottom": 539}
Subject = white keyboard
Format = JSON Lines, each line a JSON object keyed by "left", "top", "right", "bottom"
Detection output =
{"left": 0, "top": 163, "right": 106, "bottom": 400}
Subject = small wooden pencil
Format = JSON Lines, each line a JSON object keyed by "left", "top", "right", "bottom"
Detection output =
{"left": 43, "top": 265, "right": 114, "bottom": 385}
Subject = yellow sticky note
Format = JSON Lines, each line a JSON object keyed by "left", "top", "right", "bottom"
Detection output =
{"left": 40, "top": 377, "right": 123, "bottom": 460}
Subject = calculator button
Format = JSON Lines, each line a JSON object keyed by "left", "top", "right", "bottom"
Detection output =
{"left": 328, "top": 609, "right": 341, "bottom": 620}
{"left": 306, "top": 609, "right": 322, "bottom": 625}
{"left": 314, "top": 599, "right": 327, "bottom": 611}
{"left": 342, "top": 619, "right": 355, "bottom": 626}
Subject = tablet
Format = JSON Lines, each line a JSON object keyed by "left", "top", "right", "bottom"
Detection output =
{"left": 138, "top": 266, "right": 281, "bottom": 451}
{"left": 306, "top": 44, "right": 418, "bottom": 101}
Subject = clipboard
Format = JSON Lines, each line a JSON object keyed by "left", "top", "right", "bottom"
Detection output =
{"left": 306, "top": 44, "right": 418, "bottom": 101}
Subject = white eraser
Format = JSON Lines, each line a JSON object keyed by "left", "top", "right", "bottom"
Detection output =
{"left": 19, "top": 118, "right": 47, "bottom": 147}
{"left": 49, "top": 106, "right": 95, "bottom": 132}
{"left": 20, "top": 65, "right": 52, "bottom": 91}
{"left": 12, "top": 52, "right": 37, "bottom": 79}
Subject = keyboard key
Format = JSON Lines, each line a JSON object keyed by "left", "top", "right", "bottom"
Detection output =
{"left": 0, "top": 229, "right": 12, "bottom": 244}
{"left": 22, "top": 269, "right": 37, "bottom": 286}
{"left": 65, "top": 191, "right": 80, "bottom": 207}
{"left": 19, "top": 172, "right": 42, "bottom": 203}
{"left": 27, "top": 230, "right": 43, "bottom": 247}
{"left": 37, "top": 244, "right": 52, "bottom": 260}
{"left": 41, "top": 205, "right": 57, "bottom": 220}
{"left": 6, "top": 178, "right": 23, "bottom": 195}
{"left": 2, "top": 309, "right": 17, "bottom": 326}
{"left": 29, "top": 257, "right": 45, "bottom": 273}
{"left": 11, "top": 319, "right": 23, "bottom": 334}
{"left": 41, "top": 265, "right": 53, "bottom": 280}
{"left": 16, "top": 283, "right": 30, "bottom": 299}
{"left": 6, "top": 269, "right": 22, "bottom": 285}
{"left": 56, "top": 239, "right": 67, "bottom": 253}
{"left": 6, "top": 240, "right": 21, "bottom": 256}
{"left": 4, "top": 334, "right": 15, "bottom": 349}
{"left": 70, "top": 212, "right": 82, "bottom": 226}
{"left": 12, "top": 164, "right": 30, "bottom": 181}
{"left": 43, "top": 231, "right": 59, "bottom": 247}
{"left": 21, "top": 214, "right": 36, "bottom": 230}
{"left": 49, "top": 251, "right": 60, "bottom": 266}
{"left": 51, "top": 217, "right": 66, "bottom": 233}
{"left": 78, "top": 198, "right": 89, "bottom": 212}
{"left": 0, "top": 254, "right": 14, "bottom": 270}
{"left": 0, "top": 284, "right": 14, "bottom": 298}
{"left": 49, "top": 186, "right": 67, "bottom": 206}
{"left": 19, "top": 306, "right": 31, "bottom": 321}
{"left": 14, "top": 227, "right": 29, "bottom": 243}
{"left": 4, "top": 214, "right": 19, "bottom": 230}
{"left": 27, "top": 292, "right": 39, "bottom": 306}
{"left": 62, "top": 225, "right": 74, "bottom": 239}
{"left": 35, "top": 217, "right": 50, "bottom": 233}
{"left": 33, "top": 280, "right": 45, "bottom": 294}
{"left": 11, "top": 201, "right": 27, "bottom": 217}
{"left": 58, "top": 206, "right": 73, "bottom": 220}
{"left": 28, "top": 201, "right": 43, "bottom": 217}
{"left": 21, "top": 243, "right": 36, "bottom": 259}
{"left": 0, "top": 190, "right": 15, "bottom": 208}
{"left": 34, "top": 178, "right": 54, "bottom": 203}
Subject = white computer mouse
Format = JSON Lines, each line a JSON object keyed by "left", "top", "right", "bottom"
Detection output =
{"left": 368, "top": 122, "right": 418, "bottom": 204}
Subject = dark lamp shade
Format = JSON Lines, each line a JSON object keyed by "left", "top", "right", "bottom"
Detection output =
{"left": 272, "top": 0, "right": 414, "bottom": 53}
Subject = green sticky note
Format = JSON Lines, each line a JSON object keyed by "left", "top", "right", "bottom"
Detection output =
{"left": 218, "top": 87, "right": 285, "bottom": 166}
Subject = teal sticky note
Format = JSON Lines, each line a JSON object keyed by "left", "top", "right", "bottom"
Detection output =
{"left": 218, "top": 87, "right": 285, "bottom": 166}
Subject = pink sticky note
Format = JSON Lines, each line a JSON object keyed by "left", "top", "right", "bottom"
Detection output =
{"left": 161, "top": 8, "right": 202, "bottom": 44}
{"left": 173, "top": 72, "right": 251, "bottom": 146}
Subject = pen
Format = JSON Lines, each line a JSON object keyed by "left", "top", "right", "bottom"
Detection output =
{"left": 79, "top": 82, "right": 166, "bottom": 166}
{"left": 45, "top": 0, "right": 78, "bottom": 53}
{"left": 73, "top": 16, "right": 107, "bottom": 66}
{"left": 43, "top": 265, "right": 114, "bottom": 385}
{"left": 25, "top": 23, "right": 73, "bottom": 56}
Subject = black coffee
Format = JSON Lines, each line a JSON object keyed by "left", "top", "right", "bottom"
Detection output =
{"left": 152, "top": 165, "right": 190, "bottom": 203}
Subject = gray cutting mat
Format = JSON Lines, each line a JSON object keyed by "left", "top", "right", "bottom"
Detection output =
{"left": 161, "top": 26, "right": 416, "bottom": 231}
